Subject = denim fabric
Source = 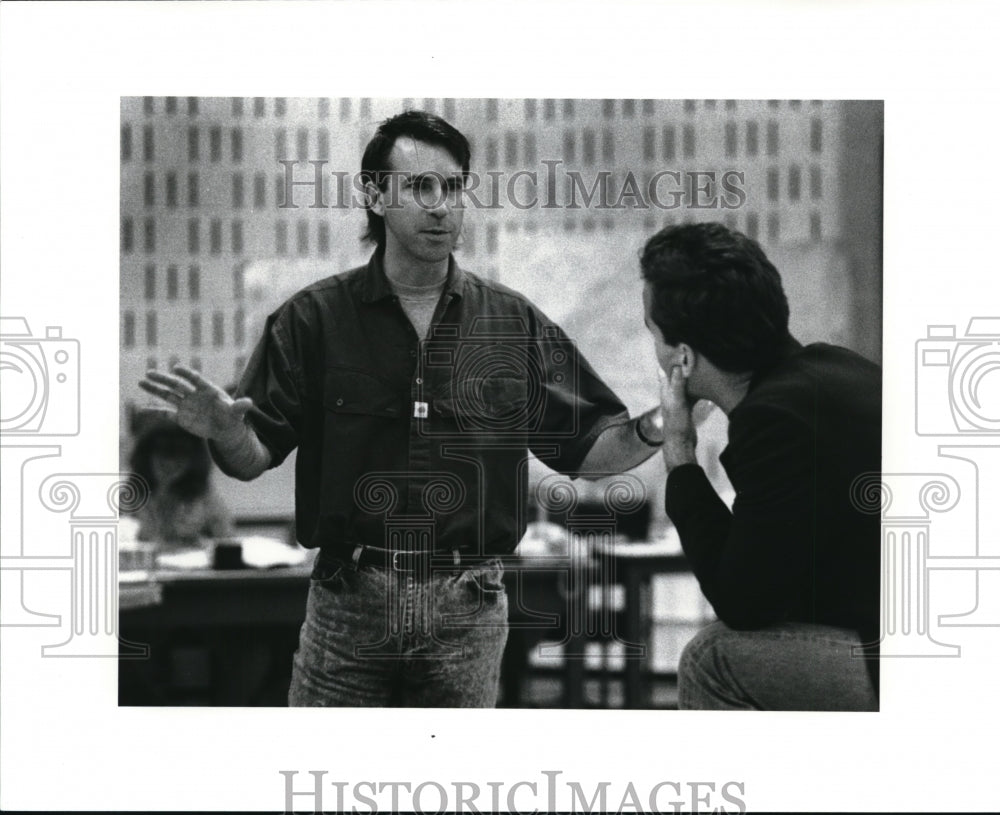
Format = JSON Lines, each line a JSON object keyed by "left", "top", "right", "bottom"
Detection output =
{"left": 678, "top": 620, "right": 878, "bottom": 711}
{"left": 288, "top": 557, "right": 508, "bottom": 707}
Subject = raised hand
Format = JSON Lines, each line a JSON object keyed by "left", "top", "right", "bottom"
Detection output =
{"left": 138, "top": 365, "right": 254, "bottom": 443}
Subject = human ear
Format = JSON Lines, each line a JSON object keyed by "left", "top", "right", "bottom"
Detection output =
{"left": 366, "top": 182, "right": 385, "bottom": 217}
{"left": 678, "top": 343, "right": 695, "bottom": 376}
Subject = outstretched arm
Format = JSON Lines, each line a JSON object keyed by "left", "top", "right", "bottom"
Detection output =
{"left": 138, "top": 365, "right": 271, "bottom": 481}
{"left": 577, "top": 405, "right": 665, "bottom": 476}
{"left": 578, "top": 365, "right": 709, "bottom": 477}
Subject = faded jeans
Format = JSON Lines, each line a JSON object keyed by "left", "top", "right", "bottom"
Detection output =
{"left": 288, "top": 555, "right": 508, "bottom": 707}
{"left": 678, "top": 621, "right": 878, "bottom": 711}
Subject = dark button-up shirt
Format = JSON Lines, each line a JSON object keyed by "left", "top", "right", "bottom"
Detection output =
{"left": 226, "top": 253, "right": 629, "bottom": 556}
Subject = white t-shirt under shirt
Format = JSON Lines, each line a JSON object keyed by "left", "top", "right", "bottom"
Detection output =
{"left": 386, "top": 274, "right": 448, "bottom": 340}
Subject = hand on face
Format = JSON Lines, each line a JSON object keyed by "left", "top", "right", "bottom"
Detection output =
{"left": 138, "top": 365, "right": 254, "bottom": 443}
{"left": 657, "top": 365, "right": 699, "bottom": 468}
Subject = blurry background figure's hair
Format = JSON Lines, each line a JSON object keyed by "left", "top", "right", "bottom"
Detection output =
{"left": 127, "top": 413, "right": 212, "bottom": 502}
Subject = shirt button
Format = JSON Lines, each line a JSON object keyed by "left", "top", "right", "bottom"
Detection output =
{"left": 335, "top": 397, "right": 344, "bottom": 406}
{"left": 415, "top": 377, "right": 423, "bottom": 385}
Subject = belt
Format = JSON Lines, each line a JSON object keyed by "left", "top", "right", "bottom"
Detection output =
{"left": 323, "top": 544, "right": 499, "bottom": 574}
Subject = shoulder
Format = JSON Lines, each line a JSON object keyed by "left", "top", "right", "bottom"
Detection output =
{"left": 746, "top": 343, "right": 880, "bottom": 406}
{"left": 265, "top": 264, "right": 366, "bottom": 331}
{"left": 729, "top": 343, "right": 881, "bottom": 442}
{"left": 461, "top": 268, "right": 539, "bottom": 308}
{"left": 790, "top": 343, "right": 881, "bottom": 381}
{"left": 458, "top": 268, "right": 562, "bottom": 334}
{"left": 281, "top": 264, "right": 365, "bottom": 312}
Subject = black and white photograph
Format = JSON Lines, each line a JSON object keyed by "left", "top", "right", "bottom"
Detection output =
{"left": 2, "top": 2, "right": 998, "bottom": 813}
{"left": 116, "top": 95, "right": 883, "bottom": 715}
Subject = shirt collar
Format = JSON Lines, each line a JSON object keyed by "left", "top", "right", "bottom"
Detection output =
{"left": 361, "top": 251, "right": 466, "bottom": 304}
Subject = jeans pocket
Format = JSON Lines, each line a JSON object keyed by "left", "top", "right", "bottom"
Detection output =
{"left": 311, "top": 557, "right": 347, "bottom": 588}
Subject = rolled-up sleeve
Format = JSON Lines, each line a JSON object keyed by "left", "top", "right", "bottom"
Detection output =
{"left": 233, "top": 309, "right": 304, "bottom": 468}
{"left": 529, "top": 317, "right": 629, "bottom": 474}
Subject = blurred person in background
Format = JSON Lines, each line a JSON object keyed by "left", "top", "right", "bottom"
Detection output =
{"left": 640, "top": 221, "right": 881, "bottom": 711}
{"left": 125, "top": 413, "right": 231, "bottom": 547}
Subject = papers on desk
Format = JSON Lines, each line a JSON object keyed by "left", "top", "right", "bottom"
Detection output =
{"left": 153, "top": 536, "right": 311, "bottom": 570}
{"left": 118, "top": 516, "right": 141, "bottom": 543}
{"left": 518, "top": 520, "right": 686, "bottom": 558}
{"left": 592, "top": 524, "right": 684, "bottom": 556}
{"left": 239, "top": 535, "right": 311, "bottom": 569}
{"left": 156, "top": 547, "right": 212, "bottom": 570}
{"left": 119, "top": 581, "right": 163, "bottom": 609}
{"left": 517, "top": 521, "right": 571, "bottom": 558}
{"left": 119, "top": 539, "right": 157, "bottom": 580}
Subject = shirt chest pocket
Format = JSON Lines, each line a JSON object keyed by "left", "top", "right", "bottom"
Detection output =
{"left": 432, "top": 375, "right": 537, "bottom": 431}
{"left": 324, "top": 367, "right": 404, "bottom": 418}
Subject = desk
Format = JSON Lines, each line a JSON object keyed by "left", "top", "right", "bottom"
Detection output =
{"left": 119, "top": 548, "right": 702, "bottom": 707}
{"left": 503, "top": 545, "right": 705, "bottom": 708}
{"left": 501, "top": 554, "right": 586, "bottom": 707}
{"left": 121, "top": 565, "right": 312, "bottom": 627}
{"left": 593, "top": 541, "right": 700, "bottom": 708}
{"left": 120, "top": 566, "right": 311, "bottom": 705}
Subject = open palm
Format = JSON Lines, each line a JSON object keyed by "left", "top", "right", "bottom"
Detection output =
{"left": 138, "top": 365, "right": 253, "bottom": 442}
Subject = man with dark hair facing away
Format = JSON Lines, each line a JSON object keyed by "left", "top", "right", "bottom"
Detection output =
{"left": 139, "top": 109, "right": 666, "bottom": 707}
{"left": 640, "top": 221, "right": 881, "bottom": 710}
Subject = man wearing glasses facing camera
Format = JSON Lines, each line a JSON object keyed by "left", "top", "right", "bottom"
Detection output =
{"left": 140, "top": 110, "right": 665, "bottom": 707}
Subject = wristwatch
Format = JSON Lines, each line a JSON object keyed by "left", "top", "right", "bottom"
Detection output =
{"left": 635, "top": 408, "right": 664, "bottom": 447}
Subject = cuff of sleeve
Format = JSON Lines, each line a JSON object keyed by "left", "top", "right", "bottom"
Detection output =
{"left": 664, "top": 463, "right": 713, "bottom": 523}
{"left": 246, "top": 405, "right": 299, "bottom": 467}
{"left": 566, "top": 411, "right": 631, "bottom": 478}
{"left": 207, "top": 417, "right": 283, "bottom": 478}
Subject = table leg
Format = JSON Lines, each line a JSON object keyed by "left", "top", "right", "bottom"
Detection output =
{"left": 564, "top": 629, "right": 586, "bottom": 708}
{"left": 623, "top": 564, "right": 645, "bottom": 708}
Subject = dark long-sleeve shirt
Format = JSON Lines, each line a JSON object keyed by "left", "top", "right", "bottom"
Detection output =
{"left": 665, "top": 340, "right": 881, "bottom": 649}
{"left": 221, "top": 252, "right": 628, "bottom": 555}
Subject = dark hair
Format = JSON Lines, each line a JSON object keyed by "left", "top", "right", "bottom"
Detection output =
{"left": 359, "top": 110, "right": 472, "bottom": 248}
{"left": 128, "top": 421, "right": 212, "bottom": 502}
{"left": 640, "top": 221, "right": 791, "bottom": 373}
